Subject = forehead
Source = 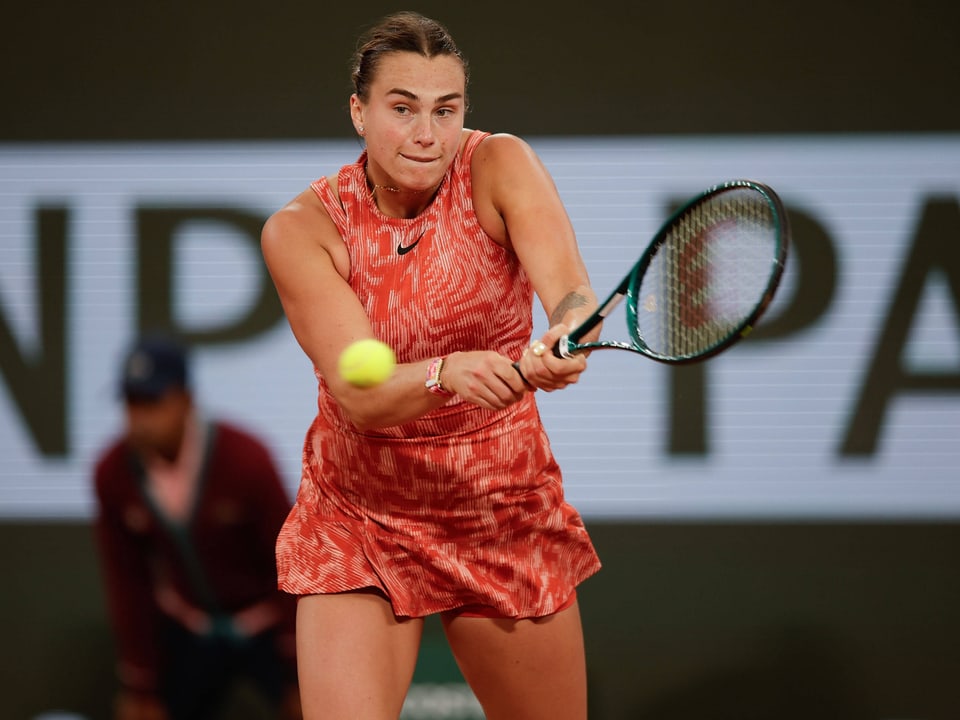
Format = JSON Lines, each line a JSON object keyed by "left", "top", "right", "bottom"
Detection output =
{"left": 369, "top": 51, "right": 466, "bottom": 100}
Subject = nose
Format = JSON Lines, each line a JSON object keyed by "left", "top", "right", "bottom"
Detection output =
{"left": 412, "top": 114, "right": 436, "bottom": 145}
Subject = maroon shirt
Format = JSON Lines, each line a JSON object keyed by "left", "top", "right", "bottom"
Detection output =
{"left": 93, "top": 420, "right": 296, "bottom": 692}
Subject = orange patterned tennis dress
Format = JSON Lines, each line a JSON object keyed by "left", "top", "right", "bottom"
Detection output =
{"left": 275, "top": 130, "right": 600, "bottom": 618}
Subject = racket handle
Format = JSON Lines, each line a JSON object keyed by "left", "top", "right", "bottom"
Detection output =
{"left": 554, "top": 334, "right": 575, "bottom": 358}
{"left": 512, "top": 335, "right": 575, "bottom": 386}
{"left": 510, "top": 361, "right": 534, "bottom": 389}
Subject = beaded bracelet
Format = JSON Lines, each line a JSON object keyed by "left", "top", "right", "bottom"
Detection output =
{"left": 425, "top": 356, "right": 454, "bottom": 396}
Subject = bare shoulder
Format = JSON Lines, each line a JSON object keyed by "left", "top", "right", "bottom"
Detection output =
{"left": 468, "top": 134, "right": 533, "bottom": 244}
{"left": 472, "top": 133, "right": 553, "bottom": 194}
{"left": 472, "top": 132, "right": 539, "bottom": 170}
{"left": 262, "top": 181, "right": 333, "bottom": 247}
{"left": 261, "top": 178, "right": 348, "bottom": 278}
{"left": 470, "top": 132, "right": 558, "bottom": 242}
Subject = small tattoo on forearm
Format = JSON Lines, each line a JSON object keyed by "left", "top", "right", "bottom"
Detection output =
{"left": 551, "top": 292, "right": 589, "bottom": 326}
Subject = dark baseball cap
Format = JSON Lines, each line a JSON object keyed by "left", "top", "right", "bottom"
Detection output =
{"left": 119, "top": 335, "right": 190, "bottom": 401}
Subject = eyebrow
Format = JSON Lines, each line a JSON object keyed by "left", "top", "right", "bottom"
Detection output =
{"left": 386, "top": 88, "right": 464, "bottom": 104}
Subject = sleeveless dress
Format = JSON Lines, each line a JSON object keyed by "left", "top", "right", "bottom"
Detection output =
{"left": 275, "top": 130, "right": 600, "bottom": 618}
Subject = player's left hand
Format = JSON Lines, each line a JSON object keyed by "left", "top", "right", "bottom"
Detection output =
{"left": 516, "top": 324, "right": 587, "bottom": 392}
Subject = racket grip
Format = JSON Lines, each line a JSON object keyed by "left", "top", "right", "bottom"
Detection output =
{"left": 510, "top": 361, "right": 534, "bottom": 389}
{"left": 553, "top": 334, "right": 574, "bottom": 358}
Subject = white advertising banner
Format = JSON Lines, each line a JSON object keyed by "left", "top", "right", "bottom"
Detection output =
{"left": 1, "top": 136, "right": 958, "bottom": 519}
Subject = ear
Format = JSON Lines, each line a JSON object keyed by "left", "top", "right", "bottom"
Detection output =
{"left": 349, "top": 94, "right": 365, "bottom": 135}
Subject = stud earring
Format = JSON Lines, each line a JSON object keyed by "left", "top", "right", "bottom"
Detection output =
{"left": 358, "top": 126, "right": 365, "bottom": 135}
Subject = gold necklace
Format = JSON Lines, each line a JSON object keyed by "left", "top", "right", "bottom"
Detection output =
{"left": 365, "top": 164, "right": 443, "bottom": 197}
{"left": 371, "top": 183, "right": 423, "bottom": 194}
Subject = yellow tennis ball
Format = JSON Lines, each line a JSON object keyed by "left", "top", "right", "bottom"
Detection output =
{"left": 338, "top": 339, "right": 396, "bottom": 388}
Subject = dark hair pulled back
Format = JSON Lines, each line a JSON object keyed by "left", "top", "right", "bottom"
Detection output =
{"left": 351, "top": 12, "right": 469, "bottom": 102}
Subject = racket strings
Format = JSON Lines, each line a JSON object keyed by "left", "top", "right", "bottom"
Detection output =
{"left": 638, "top": 188, "right": 777, "bottom": 358}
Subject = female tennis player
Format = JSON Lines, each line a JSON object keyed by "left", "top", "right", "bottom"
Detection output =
{"left": 261, "top": 11, "right": 601, "bottom": 720}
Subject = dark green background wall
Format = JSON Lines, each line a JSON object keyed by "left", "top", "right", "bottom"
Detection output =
{"left": 2, "top": 1, "right": 959, "bottom": 718}
{"left": 5, "top": 0, "right": 959, "bottom": 140}
{"left": 2, "top": 522, "right": 959, "bottom": 719}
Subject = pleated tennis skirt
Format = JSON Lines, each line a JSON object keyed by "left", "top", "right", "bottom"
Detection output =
{"left": 276, "top": 393, "right": 601, "bottom": 618}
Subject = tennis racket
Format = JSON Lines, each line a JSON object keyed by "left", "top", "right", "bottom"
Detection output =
{"left": 555, "top": 179, "right": 789, "bottom": 364}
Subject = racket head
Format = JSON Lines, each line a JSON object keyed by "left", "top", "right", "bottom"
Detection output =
{"left": 623, "top": 179, "right": 789, "bottom": 363}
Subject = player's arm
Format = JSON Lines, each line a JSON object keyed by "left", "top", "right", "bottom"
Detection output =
{"left": 261, "top": 189, "right": 446, "bottom": 429}
{"left": 261, "top": 190, "right": 526, "bottom": 428}
{"left": 472, "top": 133, "right": 600, "bottom": 390}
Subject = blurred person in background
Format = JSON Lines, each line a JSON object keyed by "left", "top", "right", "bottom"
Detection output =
{"left": 92, "top": 334, "right": 300, "bottom": 720}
